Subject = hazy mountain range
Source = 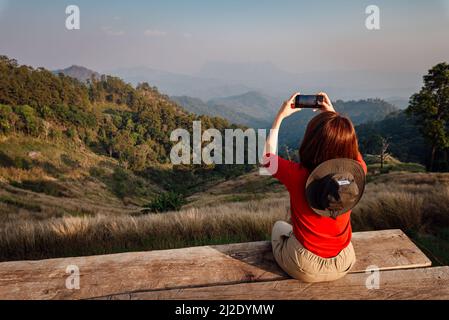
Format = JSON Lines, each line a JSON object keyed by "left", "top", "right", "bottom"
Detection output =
{"left": 107, "top": 61, "right": 420, "bottom": 103}
{"left": 55, "top": 64, "right": 413, "bottom": 110}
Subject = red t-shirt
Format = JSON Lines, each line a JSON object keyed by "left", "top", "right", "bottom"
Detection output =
{"left": 264, "top": 153, "right": 367, "bottom": 258}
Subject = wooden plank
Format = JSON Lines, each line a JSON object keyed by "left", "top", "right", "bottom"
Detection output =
{"left": 103, "top": 267, "right": 449, "bottom": 300}
{"left": 351, "top": 229, "right": 431, "bottom": 270}
{"left": 0, "top": 229, "right": 431, "bottom": 300}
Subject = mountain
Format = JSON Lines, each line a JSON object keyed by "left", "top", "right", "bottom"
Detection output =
{"left": 53, "top": 65, "right": 100, "bottom": 82}
{"left": 109, "top": 66, "right": 252, "bottom": 100}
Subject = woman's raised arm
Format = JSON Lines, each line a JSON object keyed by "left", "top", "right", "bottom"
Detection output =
{"left": 263, "top": 92, "right": 301, "bottom": 156}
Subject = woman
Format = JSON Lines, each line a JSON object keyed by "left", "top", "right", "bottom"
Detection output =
{"left": 263, "top": 92, "right": 367, "bottom": 283}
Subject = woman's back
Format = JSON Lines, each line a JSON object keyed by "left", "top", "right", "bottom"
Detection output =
{"left": 265, "top": 152, "right": 367, "bottom": 258}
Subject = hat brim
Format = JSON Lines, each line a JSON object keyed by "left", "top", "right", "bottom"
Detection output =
{"left": 305, "top": 158, "right": 366, "bottom": 217}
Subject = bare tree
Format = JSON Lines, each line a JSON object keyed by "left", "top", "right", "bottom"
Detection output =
{"left": 379, "top": 137, "right": 390, "bottom": 169}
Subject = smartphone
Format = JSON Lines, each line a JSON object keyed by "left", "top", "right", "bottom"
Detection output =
{"left": 294, "top": 95, "right": 324, "bottom": 109}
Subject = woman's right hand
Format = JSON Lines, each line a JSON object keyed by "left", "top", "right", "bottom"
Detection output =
{"left": 316, "top": 92, "right": 336, "bottom": 113}
{"left": 276, "top": 92, "right": 301, "bottom": 119}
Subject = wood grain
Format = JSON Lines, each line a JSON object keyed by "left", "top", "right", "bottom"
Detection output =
{"left": 0, "top": 229, "right": 431, "bottom": 300}
{"left": 104, "top": 267, "right": 449, "bottom": 300}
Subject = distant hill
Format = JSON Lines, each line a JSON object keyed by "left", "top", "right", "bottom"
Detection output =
{"left": 385, "top": 97, "right": 410, "bottom": 109}
{"left": 172, "top": 91, "right": 281, "bottom": 128}
{"left": 171, "top": 95, "right": 267, "bottom": 128}
{"left": 333, "top": 99, "right": 398, "bottom": 123}
{"left": 280, "top": 99, "right": 399, "bottom": 147}
{"left": 53, "top": 65, "right": 100, "bottom": 82}
{"left": 208, "top": 91, "right": 281, "bottom": 123}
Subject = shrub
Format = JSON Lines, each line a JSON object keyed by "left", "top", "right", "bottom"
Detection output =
{"left": 143, "top": 192, "right": 186, "bottom": 213}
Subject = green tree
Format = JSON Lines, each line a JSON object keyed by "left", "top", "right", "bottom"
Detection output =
{"left": 0, "top": 105, "right": 14, "bottom": 133}
{"left": 14, "top": 105, "right": 42, "bottom": 136}
{"left": 407, "top": 63, "right": 449, "bottom": 171}
{"left": 112, "top": 130, "right": 136, "bottom": 168}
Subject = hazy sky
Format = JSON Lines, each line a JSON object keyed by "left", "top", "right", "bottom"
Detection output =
{"left": 1, "top": 0, "right": 449, "bottom": 76}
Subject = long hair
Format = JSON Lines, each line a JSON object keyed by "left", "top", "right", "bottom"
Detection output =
{"left": 299, "top": 112, "right": 360, "bottom": 171}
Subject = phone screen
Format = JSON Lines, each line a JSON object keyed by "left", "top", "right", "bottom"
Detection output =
{"left": 295, "top": 95, "right": 321, "bottom": 108}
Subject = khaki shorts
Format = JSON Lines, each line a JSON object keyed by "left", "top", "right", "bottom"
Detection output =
{"left": 271, "top": 221, "right": 356, "bottom": 283}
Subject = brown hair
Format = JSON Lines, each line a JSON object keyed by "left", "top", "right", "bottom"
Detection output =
{"left": 299, "top": 112, "right": 360, "bottom": 171}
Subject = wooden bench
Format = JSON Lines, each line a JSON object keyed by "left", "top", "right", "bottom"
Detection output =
{"left": 0, "top": 229, "right": 447, "bottom": 300}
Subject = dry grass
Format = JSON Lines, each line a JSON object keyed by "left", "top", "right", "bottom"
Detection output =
{"left": 0, "top": 196, "right": 290, "bottom": 261}
{"left": 352, "top": 173, "right": 449, "bottom": 232}
{"left": 1, "top": 171, "right": 449, "bottom": 262}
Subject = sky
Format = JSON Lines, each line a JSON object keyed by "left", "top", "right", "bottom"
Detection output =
{"left": 0, "top": 0, "right": 449, "bottom": 89}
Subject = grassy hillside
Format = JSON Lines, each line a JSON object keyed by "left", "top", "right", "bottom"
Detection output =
{"left": 0, "top": 135, "right": 162, "bottom": 222}
{"left": 185, "top": 170, "right": 286, "bottom": 208}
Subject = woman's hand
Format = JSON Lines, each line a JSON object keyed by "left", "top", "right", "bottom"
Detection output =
{"left": 277, "top": 92, "right": 301, "bottom": 119}
{"left": 316, "top": 92, "right": 336, "bottom": 113}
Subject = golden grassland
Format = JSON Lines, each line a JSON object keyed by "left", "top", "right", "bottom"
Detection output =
{"left": 1, "top": 170, "right": 449, "bottom": 263}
